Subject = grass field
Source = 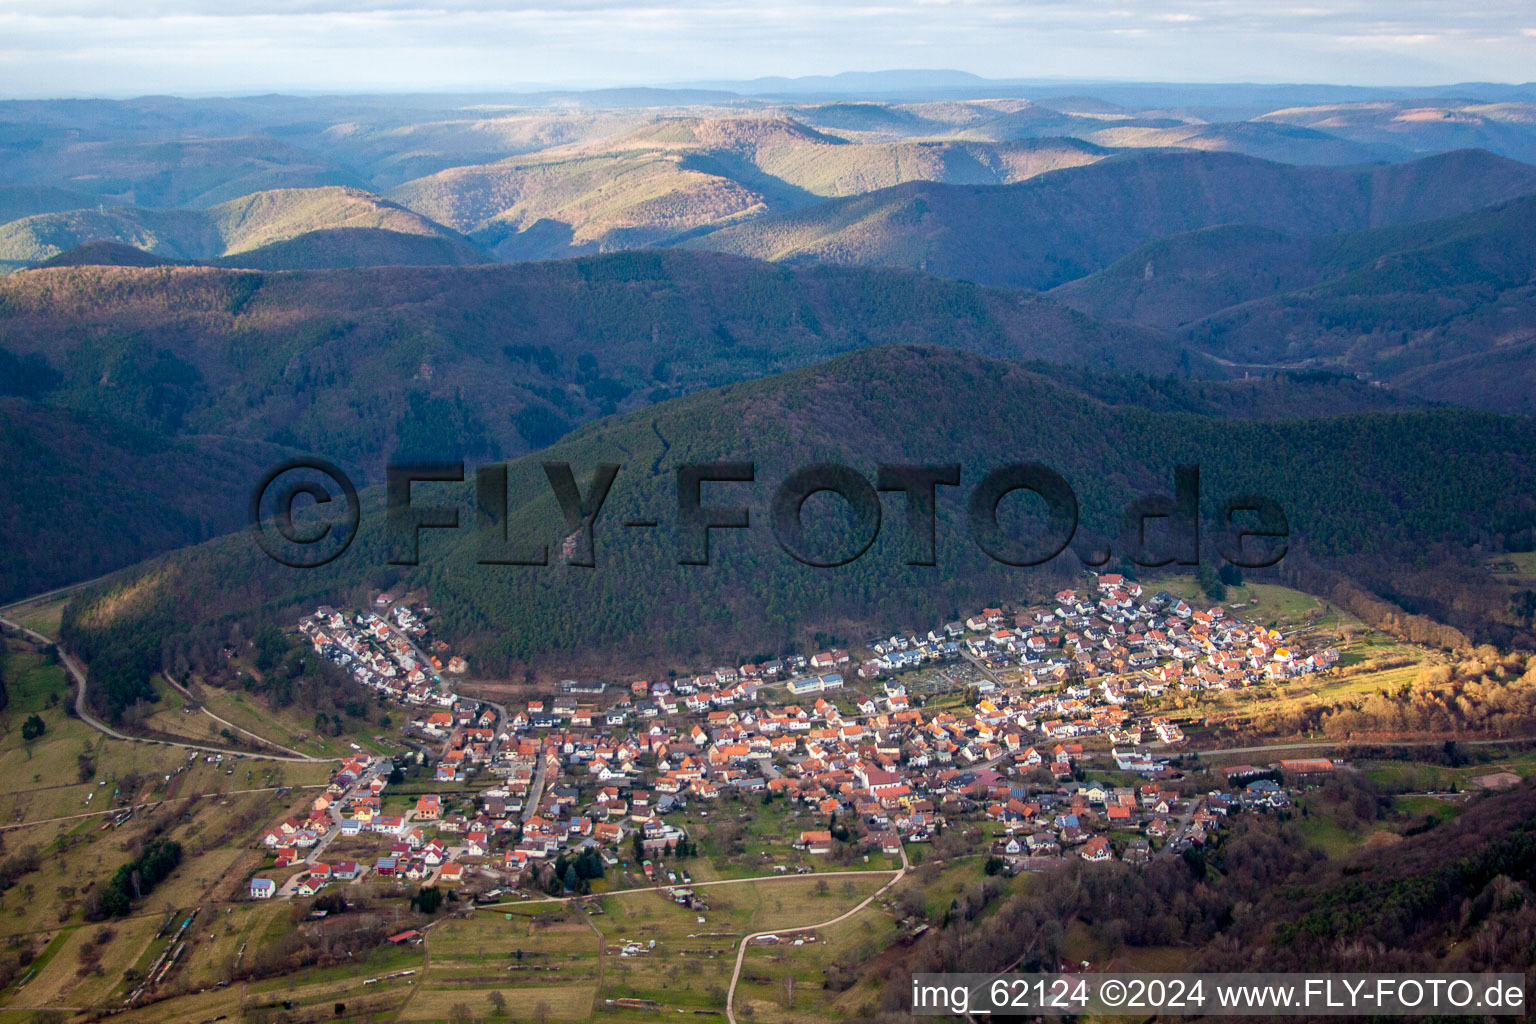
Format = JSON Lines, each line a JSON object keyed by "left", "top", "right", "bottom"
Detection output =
{"left": 413, "top": 909, "right": 603, "bottom": 1021}
{"left": 446, "top": 871, "right": 901, "bottom": 1019}
{"left": 735, "top": 899, "right": 904, "bottom": 1021}
{"left": 1144, "top": 578, "right": 1324, "bottom": 628}
{"left": 403, "top": 982, "right": 596, "bottom": 1021}
{"left": 0, "top": 641, "right": 331, "bottom": 827}
{"left": 670, "top": 798, "right": 902, "bottom": 880}
{"left": 0, "top": 640, "right": 327, "bottom": 1016}
{"left": 3, "top": 594, "right": 69, "bottom": 639}
{"left": 197, "top": 682, "right": 395, "bottom": 758}
{"left": 15, "top": 914, "right": 162, "bottom": 1009}
{"left": 1489, "top": 551, "right": 1536, "bottom": 583}
{"left": 1175, "top": 652, "right": 1438, "bottom": 739}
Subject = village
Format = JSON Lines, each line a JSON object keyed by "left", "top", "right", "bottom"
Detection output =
{"left": 248, "top": 572, "right": 1344, "bottom": 903}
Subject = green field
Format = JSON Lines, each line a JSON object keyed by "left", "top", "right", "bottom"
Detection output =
{"left": 3, "top": 594, "right": 69, "bottom": 639}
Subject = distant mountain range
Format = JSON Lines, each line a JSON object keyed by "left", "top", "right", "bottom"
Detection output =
{"left": 676, "top": 71, "right": 1536, "bottom": 107}
{"left": 3, "top": 88, "right": 1535, "bottom": 285}
{"left": 7, "top": 83, "right": 1536, "bottom": 664}
{"left": 389, "top": 118, "right": 1113, "bottom": 260}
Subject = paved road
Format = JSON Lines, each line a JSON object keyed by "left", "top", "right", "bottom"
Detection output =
{"left": 306, "top": 763, "right": 384, "bottom": 865}
{"left": 1153, "top": 804, "right": 1199, "bottom": 861}
{"left": 0, "top": 573, "right": 114, "bottom": 614}
{"left": 0, "top": 613, "right": 341, "bottom": 764}
{"left": 962, "top": 649, "right": 1007, "bottom": 689}
{"left": 520, "top": 752, "right": 551, "bottom": 824}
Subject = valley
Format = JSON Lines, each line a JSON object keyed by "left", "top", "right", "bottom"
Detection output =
{"left": 3, "top": 70, "right": 1536, "bottom": 1024}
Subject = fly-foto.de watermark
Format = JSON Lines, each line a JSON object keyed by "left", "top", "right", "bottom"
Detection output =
{"left": 909, "top": 972, "right": 1527, "bottom": 1016}
{"left": 249, "top": 459, "right": 1289, "bottom": 571}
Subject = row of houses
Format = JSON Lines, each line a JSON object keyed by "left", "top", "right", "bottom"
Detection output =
{"left": 263, "top": 573, "right": 1345, "bottom": 898}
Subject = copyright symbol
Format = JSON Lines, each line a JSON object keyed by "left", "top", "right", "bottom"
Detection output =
{"left": 1099, "top": 980, "right": 1127, "bottom": 1007}
{"left": 248, "top": 457, "right": 360, "bottom": 568}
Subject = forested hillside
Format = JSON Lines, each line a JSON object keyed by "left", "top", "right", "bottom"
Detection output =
{"left": 61, "top": 345, "right": 1536, "bottom": 703}
{"left": 0, "top": 397, "right": 294, "bottom": 600}
{"left": 683, "top": 149, "right": 1536, "bottom": 289}
{"left": 858, "top": 777, "right": 1536, "bottom": 1021}
{"left": 0, "top": 251, "right": 1177, "bottom": 478}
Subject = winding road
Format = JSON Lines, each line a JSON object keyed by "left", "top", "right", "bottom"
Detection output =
{"left": 160, "top": 670, "right": 316, "bottom": 759}
{"left": 0, "top": 610, "right": 337, "bottom": 764}
{"left": 723, "top": 841, "right": 910, "bottom": 1024}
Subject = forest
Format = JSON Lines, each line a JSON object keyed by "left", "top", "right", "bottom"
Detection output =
{"left": 58, "top": 344, "right": 1536, "bottom": 692}
{"left": 852, "top": 779, "right": 1536, "bottom": 1020}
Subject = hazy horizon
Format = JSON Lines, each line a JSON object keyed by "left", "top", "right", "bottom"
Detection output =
{"left": 1, "top": 0, "right": 1534, "bottom": 99}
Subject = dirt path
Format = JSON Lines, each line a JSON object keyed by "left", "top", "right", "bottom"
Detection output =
{"left": 474, "top": 867, "right": 903, "bottom": 909}
{"left": 0, "top": 784, "right": 328, "bottom": 832}
{"left": 0, "top": 611, "right": 339, "bottom": 764}
{"left": 724, "top": 841, "right": 909, "bottom": 1024}
{"left": 162, "top": 671, "right": 315, "bottom": 759}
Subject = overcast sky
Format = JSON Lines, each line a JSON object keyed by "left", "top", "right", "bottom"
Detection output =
{"left": 0, "top": 0, "right": 1532, "bottom": 98}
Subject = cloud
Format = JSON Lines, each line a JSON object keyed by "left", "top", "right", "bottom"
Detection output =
{"left": 0, "top": 0, "right": 1530, "bottom": 96}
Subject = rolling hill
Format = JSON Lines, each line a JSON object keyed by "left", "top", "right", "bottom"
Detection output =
{"left": 0, "top": 132, "right": 365, "bottom": 208}
{"left": 39, "top": 241, "right": 182, "bottom": 270}
{"left": 945, "top": 104, "right": 1401, "bottom": 164}
{"left": 0, "top": 185, "right": 120, "bottom": 226}
{"left": 211, "top": 228, "right": 492, "bottom": 270}
{"left": 58, "top": 344, "right": 1536, "bottom": 685}
{"left": 0, "top": 250, "right": 1182, "bottom": 480}
{"left": 1178, "top": 194, "right": 1536, "bottom": 414}
{"left": 1258, "top": 101, "right": 1536, "bottom": 164}
{"left": 679, "top": 148, "right": 1536, "bottom": 290}
{"left": 1049, "top": 224, "right": 1320, "bottom": 329}
{"left": 1074, "top": 120, "right": 1398, "bottom": 165}
{"left": 391, "top": 146, "right": 775, "bottom": 260}
{"left": 388, "top": 116, "right": 1114, "bottom": 260}
{"left": 292, "top": 109, "right": 661, "bottom": 190}
{"left": 0, "top": 396, "right": 295, "bottom": 602}
{"left": 0, "top": 249, "right": 1433, "bottom": 606}
{"left": 0, "top": 186, "right": 487, "bottom": 269}
{"left": 5, "top": 93, "right": 1536, "bottom": 279}
{"left": 1054, "top": 192, "right": 1536, "bottom": 327}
